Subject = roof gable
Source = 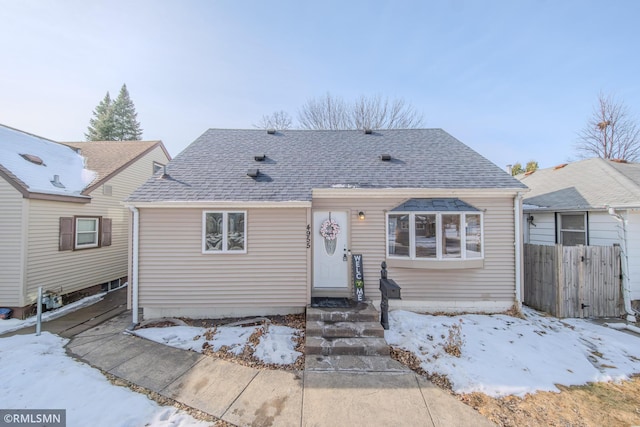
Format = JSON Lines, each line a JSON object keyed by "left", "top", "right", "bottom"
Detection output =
{"left": 519, "top": 158, "right": 640, "bottom": 210}
{"left": 60, "top": 140, "right": 169, "bottom": 194}
{"left": 128, "top": 129, "right": 526, "bottom": 203}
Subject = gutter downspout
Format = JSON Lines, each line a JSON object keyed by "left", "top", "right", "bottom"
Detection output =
{"left": 514, "top": 192, "right": 523, "bottom": 310}
{"left": 127, "top": 206, "right": 140, "bottom": 329}
{"left": 607, "top": 207, "right": 638, "bottom": 323}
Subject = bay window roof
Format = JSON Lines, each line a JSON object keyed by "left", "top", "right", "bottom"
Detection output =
{"left": 391, "top": 198, "right": 479, "bottom": 212}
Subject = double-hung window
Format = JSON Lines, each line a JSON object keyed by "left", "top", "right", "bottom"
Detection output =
{"left": 203, "top": 211, "right": 247, "bottom": 253}
{"left": 59, "top": 216, "right": 111, "bottom": 251}
{"left": 386, "top": 199, "right": 483, "bottom": 261}
{"left": 76, "top": 217, "right": 100, "bottom": 249}
{"left": 557, "top": 212, "right": 587, "bottom": 246}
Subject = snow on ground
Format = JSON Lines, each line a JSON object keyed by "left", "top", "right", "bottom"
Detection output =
{"left": 0, "top": 332, "right": 212, "bottom": 427}
{"left": 386, "top": 307, "right": 640, "bottom": 397}
{"left": 0, "top": 292, "right": 108, "bottom": 335}
{"left": 135, "top": 323, "right": 302, "bottom": 365}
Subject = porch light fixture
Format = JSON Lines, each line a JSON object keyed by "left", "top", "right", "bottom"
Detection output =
{"left": 358, "top": 211, "right": 365, "bottom": 220}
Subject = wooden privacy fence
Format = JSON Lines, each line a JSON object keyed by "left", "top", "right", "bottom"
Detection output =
{"left": 523, "top": 244, "right": 622, "bottom": 318}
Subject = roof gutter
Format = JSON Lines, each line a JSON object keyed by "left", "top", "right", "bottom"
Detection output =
{"left": 126, "top": 205, "right": 140, "bottom": 330}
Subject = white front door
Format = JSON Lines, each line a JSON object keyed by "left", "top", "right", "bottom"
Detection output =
{"left": 313, "top": 211, "right": 348, "bottom": 288}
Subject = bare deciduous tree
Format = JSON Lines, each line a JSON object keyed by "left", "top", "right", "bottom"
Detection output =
{"left": 352, "top": 94, "right": 424, "bottom": 130}
{"left": 297, "top": 93, "right": 350, "bottom": 130}
{"left": 297, "top": 92, "right": 424, "bottom": 130}
{"left": 253, "top": 110, "right": 293, "bottom": 131}
{"left": 576, "top": 93, "right": 640, "bottom": 161}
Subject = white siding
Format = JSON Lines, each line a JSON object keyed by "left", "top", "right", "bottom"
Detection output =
{"left": 526, "top": 212, "right": 555, "bottom": 245}
{"left": 137, "top": 208, "right": 309, "bottom": 311}
{"left": 588, "top": 212, "right": 620, "bottom": 246}
{"left": 0, "top": 177, "right": 25, "bottom": 306}
{"left": 313, "top": 194, "right": 518, "bottom": 307}
{"left": 626, "top": 211, "right": 640, "bottom": 300}
{"left": 24, "top": 147, "right": 169, "bottom": 305}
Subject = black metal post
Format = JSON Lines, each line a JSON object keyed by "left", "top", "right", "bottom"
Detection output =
{"left": 380, "top": 262, "right": 389, "bottom": 329}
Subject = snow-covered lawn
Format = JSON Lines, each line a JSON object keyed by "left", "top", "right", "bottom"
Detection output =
{"left": 386, "top": 307, "right": 640, "bottom": 397}
{"left": 0, "top": 333, "right": 211, "bottom": 427}
{"left": 134, "top": 323, "right": 303, "bottom": 365}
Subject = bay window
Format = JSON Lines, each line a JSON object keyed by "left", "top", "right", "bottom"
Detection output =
{"left": 387, "top": 211, "right": 483, "bottom": 261}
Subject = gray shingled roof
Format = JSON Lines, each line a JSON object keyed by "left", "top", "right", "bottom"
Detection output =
{"left": 128, "top": 129, "right": 526, "bottom": 203}
{"left": 391, "top": 198, "right": 479, "bottom": 211}
{"left": 518, "top": 158, "right": 640, "bottom": 210}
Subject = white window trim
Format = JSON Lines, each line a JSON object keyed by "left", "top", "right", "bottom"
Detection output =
{"left": 202, "top": 211, "right": 247, "bottom": 254}
{"left": 153, "top": 161, "right": 165, "bottom": 174}
{"left": 75, "top": 217, "right": 99, "bottom": 249}
{"left": 557, "top": 212, "right": 588, "bottom": 245}
{"left": 386, "top": 211, "right": 484, "bottom": 261}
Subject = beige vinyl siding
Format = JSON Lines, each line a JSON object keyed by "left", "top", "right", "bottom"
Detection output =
{"left": 24, "top": 147, "right": 169, "bottom": 304}
{"left": 313, "top": 195, "right": 517, "bottom": 304}
{"left": 137, "top": 207, "right": 309, "bottom": 309}
{"left": 0, "top": 177, "right": 25, "bottom": 306}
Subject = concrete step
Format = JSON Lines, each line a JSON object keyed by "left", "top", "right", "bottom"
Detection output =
{"left": 306, "top": 321, "right": 385, "bottom": 339}
{"left": 305, "top": 355, "right": 410, "bottom": 372}
{"left": 306, "top": 303, "right": 379, "bottom": 323}
{"left": 305, "top": 336, "right": 390, "bottom": 356}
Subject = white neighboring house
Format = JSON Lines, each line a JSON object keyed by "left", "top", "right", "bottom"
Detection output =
{"left": 518, "top": 158, "right": 640, "bottom": 308}
{"left": 0, "top": 124, "right": 170, "bottom": 318}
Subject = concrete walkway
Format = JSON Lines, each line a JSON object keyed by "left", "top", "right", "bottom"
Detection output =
{"left": 4, "top": 289, "right": 496, "bottom": 426}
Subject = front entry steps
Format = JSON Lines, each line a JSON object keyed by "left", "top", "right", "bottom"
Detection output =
{"left": 305, "top": 300, "right": 409, "bottom": 372}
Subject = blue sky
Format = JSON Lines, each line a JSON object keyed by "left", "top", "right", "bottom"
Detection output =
{"left": 1, "top": 0, "right": 639, "bottom": 169}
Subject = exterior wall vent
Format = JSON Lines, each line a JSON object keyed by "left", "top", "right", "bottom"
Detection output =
{"left": 254, "top": 154, "right": 266, "bottom": 161}
{"left": 266, "top": 129, "right": 276, "bottom": 135}
{"left": 380, "top": 154, "right": 392, "bottom": 161}
{"left": 50, "top": 174, "right": 65, "bottom": 188}
{"left": 247, "top": 168, "right": 259, "bottom": 178}
{"left": 364, "top": 128, "right": 373, "bottom": 134}
{"left": 20, "top": 153, "right": 45, "bottom": 166}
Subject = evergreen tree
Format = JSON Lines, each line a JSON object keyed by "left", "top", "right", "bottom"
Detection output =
{"left": 85, "top": 92, "right": 116, "bottom": 141}
{"left": 111, "top": 84, "right": 143, "bottom": 140}
{"left": 86, "top": 84, "right": 143, "bottom": 141}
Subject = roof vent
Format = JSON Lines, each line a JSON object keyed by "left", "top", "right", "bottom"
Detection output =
{"left": 611, "top": 158, "right": 628, "bottom": 164}
{"left": 247, "top": 168, "right": 259, "bottom": 178}
{"left": 380, "top": 154, "right": 392, "bottom": 161}
{"left": 553, "top": 163, "right": 568, "bottom": 170}
{"left": 20, "top": 153, "right": 45, "bottom": 166}
{"left": 266, "top": 128, "right": 276, "bottom": 135}
{"left": 254, "top": 154, "right": 266, "bottom": 161}
{"left": 50, "top": 174, "right": 65, "bottom": 188}
{"left": 364, "top": 128, "right": 373, "bottom": 134}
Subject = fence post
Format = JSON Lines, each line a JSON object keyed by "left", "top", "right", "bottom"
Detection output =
{"left": 555, "top": 245, "right": 562, "bottom": 317}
